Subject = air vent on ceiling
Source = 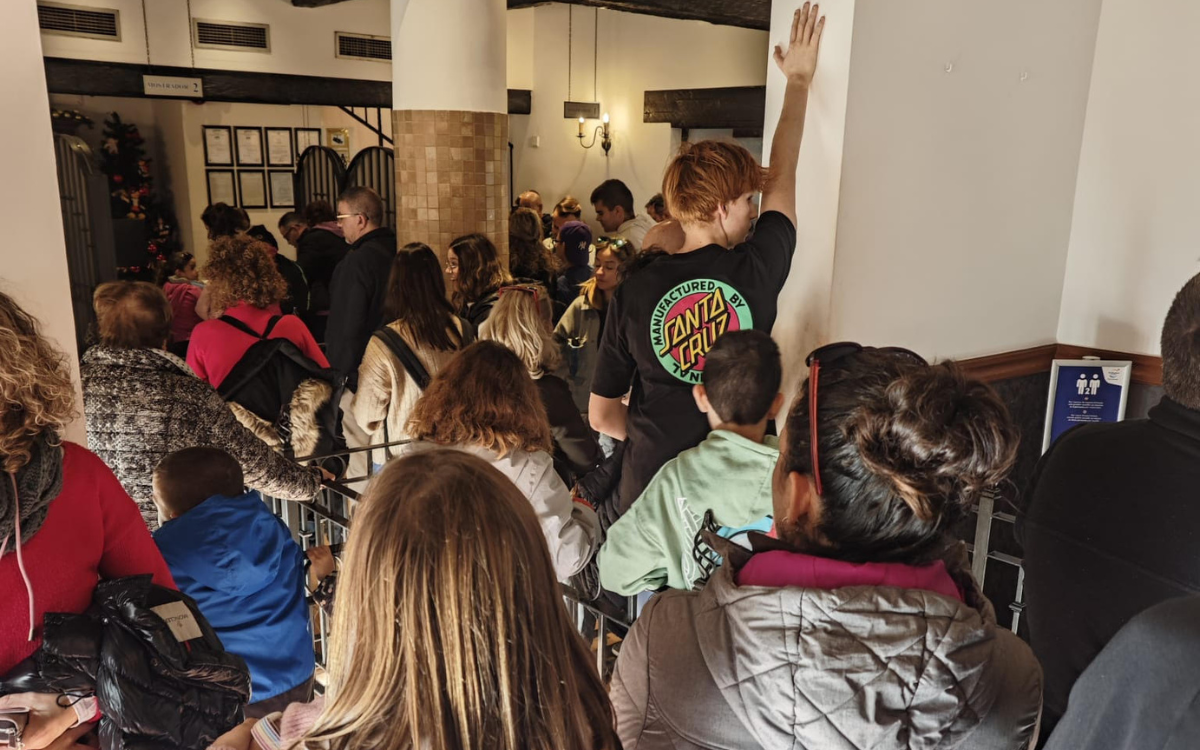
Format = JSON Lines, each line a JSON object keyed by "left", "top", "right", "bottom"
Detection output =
{"left": 37, "top": 2, "right": 120, "bottom": 41}
{"left": 193, "top": 19, "right": 270, "bottom": 52}
{"left": 335, "top": 32, "right": 391, "bottom": 62}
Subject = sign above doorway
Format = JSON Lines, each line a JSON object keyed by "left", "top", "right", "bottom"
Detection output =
{"left": 142, "top": 75, "right": 203, "bottom": 98}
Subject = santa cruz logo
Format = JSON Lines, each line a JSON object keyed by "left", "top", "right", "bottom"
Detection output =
{"left": 651, "top": 279, "right": 753, "bottom": 383}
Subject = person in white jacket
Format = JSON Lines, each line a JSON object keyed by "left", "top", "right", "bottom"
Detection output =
{"left": 400, "top": 341, "right": 599, "bottom": 580}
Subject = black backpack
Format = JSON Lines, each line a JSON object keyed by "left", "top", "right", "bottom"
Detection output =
{"left": 217, "top": 315, "right": 346, "bottom": 459}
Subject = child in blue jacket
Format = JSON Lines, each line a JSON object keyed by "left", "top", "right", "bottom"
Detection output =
{"left": 152, "top": 447, "right": 333, "bottom": 718}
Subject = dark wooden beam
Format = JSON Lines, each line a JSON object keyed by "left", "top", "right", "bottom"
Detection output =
{"left": 644, "top": 85, "right": 765, "bottom": 132}
{"left": 45, "top": 58, "right": 535, "bottom": 115}
{"left": 291, "top": 0, "right": 354, "bottom": 6}
{"left": 508, "top": 89, "right": 532, "bottom": 115}
{"left": 507, "top": 0, "right": 768, "bottom": 31}
{"left": 44, "top": 57, "right": 391, "bottom": 107}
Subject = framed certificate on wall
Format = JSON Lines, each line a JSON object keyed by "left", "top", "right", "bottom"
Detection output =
{"left": 268, "top": 170, "right": 295, "bottom": 208}
{"left": 203, "top": 126, "right": 233, "bottom": 166}
{"left": 238, "top": 171, "right": 267, "bottom": 209}
{"left": 265, "top": 127, "right": 294, "bottom": 167}
{"left": 295, "top": 128, "right": 321, "bottom": 155}
{"left": 206, "top": 169, "right": 236, "bottom": 206}
{"left": 234, "top": 126, "right": 264, "bottom": 167}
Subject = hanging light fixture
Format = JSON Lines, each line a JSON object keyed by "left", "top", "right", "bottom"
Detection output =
{"left": 563, "top": 8, "right": 609, "bottom": 155}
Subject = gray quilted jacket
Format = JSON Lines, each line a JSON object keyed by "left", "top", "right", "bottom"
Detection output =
{"left": 81, "top": 346, "right": 322, "bottom": 528}
{"left": 612, "top": 539, "right": 1042, "bottom": 750}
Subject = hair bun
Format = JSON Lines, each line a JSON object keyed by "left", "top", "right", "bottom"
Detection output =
{"left": 847, "top": 363, "right": 1018, "bottom": 520}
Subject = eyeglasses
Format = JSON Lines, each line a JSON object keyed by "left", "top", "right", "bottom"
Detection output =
{"left": 805, "top": 342, "right": 926, "bottom": 496}
{"left": 335, "top": 213, "right": 363, "bottom": 221}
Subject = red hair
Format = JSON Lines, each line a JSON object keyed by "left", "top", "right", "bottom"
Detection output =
{"left": 661, "top": 140, "right": 767, "bottom": 224}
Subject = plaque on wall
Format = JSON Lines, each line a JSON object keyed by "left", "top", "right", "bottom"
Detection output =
{"left": 203, "top": 126, "right": 233, "bottom": 166}
{"left": 206, "top": 169, "right": 236, "bottom": 206}
{"left": 235, "top": 127, "right": 264, "bottom": 167}
{"left": 1042, "top": 358, "right": 1133, "bottom": 452}
{"left": 295, "top": 128, "right": 321, "bottom": 155}
{"left": 266, "top": 127, "right": 294, "bottom": 167}
{"left": 269, "top": 170, "right": 295, "bottom": 208}
{"left": 238, "top": 171, "right": 268, "bottom": 209}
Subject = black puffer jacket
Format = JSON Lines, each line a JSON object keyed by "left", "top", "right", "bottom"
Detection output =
{"left": 0, "top": 576, "right": 251, "bottom": 750}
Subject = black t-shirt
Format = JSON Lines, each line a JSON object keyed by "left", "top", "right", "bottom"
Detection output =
{"left": 590, "top": 211, "right": 797, "bottom": 511}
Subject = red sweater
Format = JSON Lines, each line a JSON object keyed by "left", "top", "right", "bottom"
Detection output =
{"left": 0, "top": 443, "right": 175, "bottom": 676}
{"left": 187, "top": 303, "right": 329, "bottom": 389}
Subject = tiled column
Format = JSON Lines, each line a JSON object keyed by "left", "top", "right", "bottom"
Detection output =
{"left": 393, "top": 111, "right": 509, "bottom": 264}
{"left": 391, "top": 0, "right": 509, "bottom": 264}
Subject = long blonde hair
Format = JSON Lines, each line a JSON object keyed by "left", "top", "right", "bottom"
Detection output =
{"left": 300, "top": 450, "right": 619, "bottom": 750}
{"left": 482, "top": 286, "right": 561, "bottom": 378}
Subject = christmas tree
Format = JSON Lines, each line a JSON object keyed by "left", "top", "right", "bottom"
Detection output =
{"left": 99, "top": 112, "right": 179, "bottom": 278}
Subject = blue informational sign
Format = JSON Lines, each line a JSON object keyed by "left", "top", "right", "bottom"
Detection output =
{"left": 1042, "top": 359, "right": 1132, "bottom": 451}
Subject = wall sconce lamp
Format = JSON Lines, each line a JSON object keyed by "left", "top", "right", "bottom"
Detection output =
{"left": 578, "top": 113, "right": 612, "bottom": 156}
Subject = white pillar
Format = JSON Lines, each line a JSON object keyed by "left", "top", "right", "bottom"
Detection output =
{"left": 0, "top": 2, "right": 85, "bottom": 442}
{"left": 390, "top": 0, "right": 510, "bottom": 260}
{"left": 764, "top": 0, "right": 857, "bottom": 402}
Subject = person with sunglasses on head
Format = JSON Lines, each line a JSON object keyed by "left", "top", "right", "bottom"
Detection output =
{"left": 589, "top": 4, "right": 825, "bottom": 514}
{"left": 446, "top": 233, "right": 512, "bottom": 329}
{"left": 611, "top": 343, "right": 1043, "bottom": 750}
{"left": 326, "top": 186, "right": 396, "bottom": 392}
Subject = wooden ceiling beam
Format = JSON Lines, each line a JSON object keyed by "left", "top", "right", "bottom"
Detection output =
{"left": 292, "top": 0, "right": 769, "bottom": 31}
{"left": 507, "top": 0, "right": 769, "bottom": 31}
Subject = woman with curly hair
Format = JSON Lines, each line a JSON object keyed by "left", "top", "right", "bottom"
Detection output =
{"left": 398, "top": 341, "right": 599, "bottom": 581}
{"left": 0, "top": 290, "right": 174, "bottom": 680}
{"left": 446, "top": 233, "right": 511, "bottom": 328}
{"left": 187, "top": 234, "right": 328, "bottom": 389}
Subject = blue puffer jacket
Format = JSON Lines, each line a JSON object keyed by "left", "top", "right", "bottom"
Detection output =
{"left": 153, "top": 490, "right": 314, "bottom": 703}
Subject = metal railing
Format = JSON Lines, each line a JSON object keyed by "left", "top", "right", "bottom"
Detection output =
{"left": 265, "top": 442, "right": 632, "bottom": 681}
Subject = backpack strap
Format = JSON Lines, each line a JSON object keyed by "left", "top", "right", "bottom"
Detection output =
{"left": 217, "top": 314, "right": 265, "bottom": 339}
{"left": 218, "top": 314, "right": 284, "bottom": 340}
{"left": 373, "top": 327, "right": 432, "bottom": 391}
{"left": 262, "top": 315, "right": 284, "bottom": 338}
{"left": 457, "top": 316, "right": 477, "bottom": 346}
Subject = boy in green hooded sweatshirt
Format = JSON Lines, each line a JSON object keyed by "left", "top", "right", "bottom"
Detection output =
{"left": 598, "top": 330, "right": 784, "bottom": 595}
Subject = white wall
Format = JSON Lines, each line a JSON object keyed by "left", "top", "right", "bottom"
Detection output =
{"left": 1, "top": 2, "right": 85, "bottom": 442}
{"left": 764, "top": 0, "right": 857, "bottom": 399}
{"left": 509, "top": 5, "right": 769, "bottom": 232}
{"left": 39, "top": 0, "right": 392, "bottom": 81}
{"left": 828, "top": 0, "right": 1104, "bottom": 363}
{"left": 392, "top": 0, "right": 507, "bottom": 112}
{"left": 1057, "top": 0, "right": 1200, "bottom": 356}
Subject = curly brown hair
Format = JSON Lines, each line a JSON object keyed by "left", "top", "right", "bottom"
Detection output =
{"left": 204, "top": 235, "right": 289, "bottom": 310}
{"left": 0, "top": 292, "right": 77, "bottom": 473}
{"left": 407, "top": 341, "right": 551, "bottom": 456}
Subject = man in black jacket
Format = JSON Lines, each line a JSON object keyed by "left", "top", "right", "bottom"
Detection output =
{"left": 1019, "top": 271, "right": 1200, "bottom": 740}
{"left": 326, "top": 186, "right": 396, "bottom": 391}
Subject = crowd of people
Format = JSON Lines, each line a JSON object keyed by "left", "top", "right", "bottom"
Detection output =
{"left": 2, "top": 4, "right": 1198, "bottom": 748}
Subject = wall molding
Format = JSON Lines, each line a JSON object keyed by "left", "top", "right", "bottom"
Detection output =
{"left": 955, "top": 344, "right": 1059, "bottom": 383}
{"left": 1055, "top": 344, "right": 1162, "bottom": 386}
{"left": 955, "top": 343, "right": 1162, "bottom": 386}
